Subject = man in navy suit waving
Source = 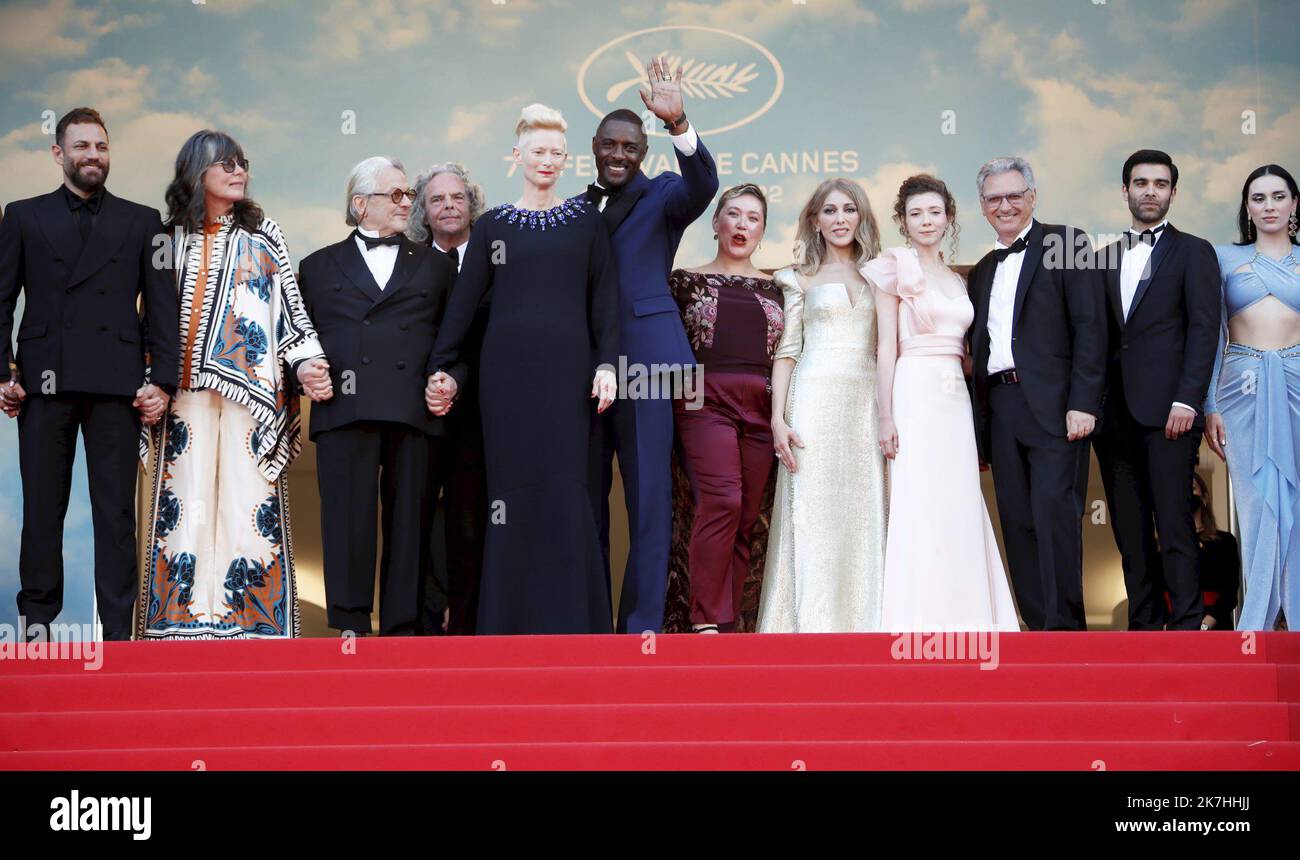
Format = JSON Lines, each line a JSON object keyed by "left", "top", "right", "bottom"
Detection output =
{"left": 587, "top": 57, "right": 719, "bottom": 634}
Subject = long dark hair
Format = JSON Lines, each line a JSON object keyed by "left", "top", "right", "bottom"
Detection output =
{"left": 1235, "top": 163, "right": 1299, "bottom": 246}
{"left": 164, "top": 129, "right": 263, "bottom": 233}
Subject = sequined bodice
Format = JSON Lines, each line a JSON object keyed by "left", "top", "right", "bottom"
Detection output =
{"left": 800, "top": 282, "right": 878, "bottom": 356}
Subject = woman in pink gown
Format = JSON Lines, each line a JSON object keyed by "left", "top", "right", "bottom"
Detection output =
{"left": 861, "top": 175, "right": 1019, "bottom": 631}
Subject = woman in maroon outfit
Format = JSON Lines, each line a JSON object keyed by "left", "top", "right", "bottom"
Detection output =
{"left": 668, "top": 184, "right": 783, "bottom": 632}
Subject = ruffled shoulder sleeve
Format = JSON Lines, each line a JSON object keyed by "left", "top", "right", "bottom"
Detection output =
{"left": 860, "top": 246, "right": 932, "bottom": 330}
{"left": 772, "top": 267, "right": 804, "bottom": 362}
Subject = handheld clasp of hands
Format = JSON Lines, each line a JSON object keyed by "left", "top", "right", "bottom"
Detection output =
{"left": 2, "top": 372, "right": 172, "bottom": 426}
{"left": 297, "top": 357, "right": 334, "bottom": 403}
{"left": 422, "top": 366, "right": 616, "bottom": 418}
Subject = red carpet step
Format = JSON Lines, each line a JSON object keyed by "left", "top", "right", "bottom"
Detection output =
{"left": 1, "top": 632, "right": 1297, "bottom": 770}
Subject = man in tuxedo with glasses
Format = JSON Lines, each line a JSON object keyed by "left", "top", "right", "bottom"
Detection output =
{"left": 967, "top": 156, "right": 1107, "bottom": 631}
{"left": 297, "top": 156, "right": 460, "bottom": 636}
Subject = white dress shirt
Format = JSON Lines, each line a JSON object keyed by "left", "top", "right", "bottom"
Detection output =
{"left": 592, "top": 123, "right": 699, "bottom": 211}
{"left": 985, "top": 221, "right": 1034, "bottom": 375}
{"left": 355, "top": 227, "right": 399, "bottom": 289}
{"left": 1120, "top": 220, "right": 1195, "bottom": 415}
{"left": 433, "top": 238, "right": 469, "bottom": 273}
{"left": 1119, "top": 219, "right": 1166, "bottom": 320}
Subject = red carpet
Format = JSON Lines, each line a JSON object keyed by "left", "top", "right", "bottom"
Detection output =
{"left": 2, "top": 632, "right": 1297, "bottom": 770}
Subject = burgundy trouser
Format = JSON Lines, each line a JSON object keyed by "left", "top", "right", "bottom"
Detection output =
{"left": 674, "top": 372, "right": 774, "bottom": 626}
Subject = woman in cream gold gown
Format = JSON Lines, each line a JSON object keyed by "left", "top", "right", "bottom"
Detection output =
{"left": 758, "top": 178, "right": 887, "bottom": 632}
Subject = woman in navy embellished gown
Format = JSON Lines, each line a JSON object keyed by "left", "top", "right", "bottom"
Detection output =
{"left": 428, "top": 104, "right": 619, "bottom": 634}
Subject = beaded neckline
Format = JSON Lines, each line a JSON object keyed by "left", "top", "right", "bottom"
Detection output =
{"left": 493, "top": 198, "right": 587, "bottom": 230}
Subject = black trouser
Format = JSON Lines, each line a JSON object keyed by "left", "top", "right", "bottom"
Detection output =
{"left": 1094, "top": 399, "right": 1203, "bottom": 630}
{"left": 316, "top": 421, "right": 431, "bottom": 636}
{"left": 418, "top": 420, "right": 488, "bottom": 636}
{"left": 16, "top": 392, "right": 141, "bottom": 639}
{"left": 987, "top": 382, "right": 1091, "bottom": 630}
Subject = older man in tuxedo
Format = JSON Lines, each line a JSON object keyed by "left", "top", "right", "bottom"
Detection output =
{"left": 409, "top": 162, "right": 487, "bottom": 635}
{"left": 588, "top": 57, "right": 719, "bottom": 634}
{"left": 0, "top": 107, "right": 178, "bottom": 640}
{"left": 298, "top": 156, "right": 459, "bottom": 636}
{"left": 1095, "top": 149, "right": 1220, "bottom": 630}
{"left": 968, "top": 156, "right": 1107, "bottom": 631}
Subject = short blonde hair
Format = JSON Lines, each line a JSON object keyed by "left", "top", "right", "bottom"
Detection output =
{"left": 515, "top": 103, "right": 566, "bottom": 149}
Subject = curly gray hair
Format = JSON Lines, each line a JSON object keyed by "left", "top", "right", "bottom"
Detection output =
{"left": 407, "top": 162, "right": 486, "bottom": 245}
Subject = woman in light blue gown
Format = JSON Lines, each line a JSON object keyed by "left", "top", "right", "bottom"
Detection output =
{"left": 1203, "top": 164, "right": 1300, "bottom": 630}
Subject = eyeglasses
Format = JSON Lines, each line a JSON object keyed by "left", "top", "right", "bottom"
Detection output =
{"left": 369, "top": 188, "right": 417, "bottom": 204}
{"left": 214, "top": 156, "right": 250, "bottom": 174}
{"left": 982, "top": 188, "right": 1030, "bottom": 208}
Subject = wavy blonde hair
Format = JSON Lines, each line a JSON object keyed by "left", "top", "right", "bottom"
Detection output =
{"left": 794, "top": 178, "right": 881, "bottom": 276}
{"left": 515, "top": 103, "right": 567, "bottom": 149}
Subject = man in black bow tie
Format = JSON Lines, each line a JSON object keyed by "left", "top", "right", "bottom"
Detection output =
{"left": 585, "top": 56, "right": 719, "bottom": 634}
{"left": 1094, "top": 149, "right": 1219, "bottom": 630}
{"left": 967, "top": 156, "right": 1106, "bottom": 630}
{"left": 297, "top": 156, "right": 460, "bottom": 636}
{"left": 0, "top": 107, "right": 179, "bottom": 641}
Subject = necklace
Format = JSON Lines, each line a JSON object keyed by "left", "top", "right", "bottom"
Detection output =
{"left": 494, "top": 198, "right": 586, "bottom": 230}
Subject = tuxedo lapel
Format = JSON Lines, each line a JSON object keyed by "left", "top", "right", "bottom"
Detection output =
{"left": 331, "top": 237, "right": 385, "bottom": 304}
{"left": 1126, "top": 225, "right": 1178, "bottom": 322}
{"left": 602, "top": 173, "right": 649, "bottom": 234}
{"left": 369, "top": 238, "right": 420, "bottom": 309}
{"left": 1010, "top": 220, "right": 1043, "bottom": 333}
{"left": 66, "top": 191, "right": 131, "bottom": 288}
{"left": 34, "top": 189, "right": 86, "bottom": 282}
{"left": 1104, "top": 240, "right": 1126, "bottom": 329}
{"left": 969, "top": 255, "right": 995, "bottom": 369}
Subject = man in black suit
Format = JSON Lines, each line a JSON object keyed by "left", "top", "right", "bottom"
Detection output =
{"left": 297, "top": 156, "right": 459, "bottom": 636}
{"left": 0, "top": 107, "right": 179, "bottom": 640}
{"left": 409, "top": 163, "right": 487, "bottom": 636}
{"left": 968, "top": 156, "right": 1107, "bottom": 631}
{"left": 1094, "top": 149, "right": 1220, "bottom": 630}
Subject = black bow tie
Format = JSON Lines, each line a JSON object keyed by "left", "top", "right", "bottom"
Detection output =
{"left": 356, "top": 230, "right": 401, "bottom": 250}
{"left": 993, "top": 236, "right": 1028, "bottom": 262}
{"left": 586, "top": 184, "right": 621, "bottom": 205}
{"left": 443, "top": 245, "right": 459, "bottom": 267}
{"left": 1124, "top": 224, "right": 1166, "bottom": 249}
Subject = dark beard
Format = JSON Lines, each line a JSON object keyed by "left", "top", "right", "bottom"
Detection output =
{"left": 67, "top": 161, "right": 107, "bottom": 194}
{"left": 1128, "top": 196, "right": 1169, "bottom": 226}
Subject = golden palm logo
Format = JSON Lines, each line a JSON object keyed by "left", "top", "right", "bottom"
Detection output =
{"left": 605, "top": 53, "right": 762, "bottom": 102}
{"left": 578, "top": 26, "right": 784, "bottom": 136}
